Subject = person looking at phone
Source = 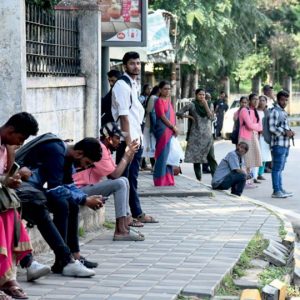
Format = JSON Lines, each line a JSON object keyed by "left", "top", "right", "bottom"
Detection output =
{"left": 0, "top": 112, "right": 51, "bottom": 300}
{"left": 15, "top": 135, "right": 103, "bottom": 277}
{"left": 73, "top": 122, "right": 145, "bottom": 241}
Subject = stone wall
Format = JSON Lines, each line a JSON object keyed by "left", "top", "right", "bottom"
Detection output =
{"left": 26, "top": 77, "right": 86, "bottom": 141}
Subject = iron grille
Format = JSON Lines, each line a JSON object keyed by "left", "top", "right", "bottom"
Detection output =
{"left": 26, "top": 4, "right": 80, "bottom": 77}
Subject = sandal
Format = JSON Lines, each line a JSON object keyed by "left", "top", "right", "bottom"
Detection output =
{"left": 0, "top": 291, "right": 11, "bottom": 300}
{"left": 137, "top": 213, "right": 159, "bottom": 224}
{"left": 1, "top": 281, "right": 28, "bottom": 299}
{"left": 128, "top": 219, "right": 144, "bottom": 228}
{"left": 113, "top": 231, "right": 145, "bottom": 241}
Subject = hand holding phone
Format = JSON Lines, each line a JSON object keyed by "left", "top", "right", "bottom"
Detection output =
{"left": 4, "top": 162, "right": 21, "bottom": 188}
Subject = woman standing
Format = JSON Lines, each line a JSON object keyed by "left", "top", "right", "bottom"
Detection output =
{"left": 238, "top": 93, "right": 262, "bottom": 185}
{"left": 176, "top": 88, "right": 218, "bottom": 181}
{"left": 153, "top": 81, "right": 178, "bottom": 186}
{"left": 142, "top": 86, "right": 159, "bottom": 170}
{"left": 257, "top": 95, "right": 272, "bottom": 180}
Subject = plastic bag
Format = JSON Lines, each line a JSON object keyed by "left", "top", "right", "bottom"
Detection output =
{"left": 166, "top": 136, "right": 184, "bottom": 167}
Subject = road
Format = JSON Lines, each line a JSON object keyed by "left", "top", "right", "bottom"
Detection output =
{"left": 180, "top": 126, "right": 300, "bottom": 224}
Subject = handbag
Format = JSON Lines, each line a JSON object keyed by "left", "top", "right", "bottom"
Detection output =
{"left": 166, "top": 136, "right": 184, "bottom": 167}
{"left": 0, "top": 185, "right": 21, "bottom": 212}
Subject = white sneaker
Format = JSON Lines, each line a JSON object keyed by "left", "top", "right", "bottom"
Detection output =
{"left": 62, "top": 260, "right": 95, "bottom": 277}
{"left": 271, "top": 191, "right": 288, "bottom": 198}
{"left": 27, "top": 261, "right": 51, "bottom": 281}
{"left": 281, "top": 189, "right": 293, "bottom": 197}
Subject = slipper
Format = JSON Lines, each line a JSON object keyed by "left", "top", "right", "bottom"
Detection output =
{"left": 113, "top": 231, "right": 145, "bottom": 241}
{"left": 1, "top": 283, "right": 28, "bottom": 300}
{"left": 137, "top": 213, "right": 159, "bottom": 224}
{"left": 130, "top": 228, "right": 145, "bottom": 238}
{"left": 0, "top": 291, "right": 12, "bottom": 300}
{"left": 128, "top": 219, "right": 144, "bottom": 228}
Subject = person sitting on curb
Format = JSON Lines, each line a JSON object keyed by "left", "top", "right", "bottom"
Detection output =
{"left": 0, "top": 112, "right": 50, "bottom": 300}
{"left": 211, "top": 142, "right": 249, "bottom": 196}
{"left": 73, "top": 122, "right": 145, "bottom": 241}
{"left": 15, "top": 136, "right": 104, "bottom": 277}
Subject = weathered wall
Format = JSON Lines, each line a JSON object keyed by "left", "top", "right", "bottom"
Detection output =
{"left": 26, "top": 77, "right": 86, "bottom": 141}
{"left": 0, "top": 0, "right": 26, "bottom": 122}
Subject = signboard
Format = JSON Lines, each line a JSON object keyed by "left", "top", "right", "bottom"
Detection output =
{"left": 100, "top": 0, "right": 147, "bottom": 47}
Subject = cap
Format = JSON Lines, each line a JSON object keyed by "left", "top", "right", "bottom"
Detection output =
{"left": 263, "top": 84, "right": 273, "bottom": 91}
{"left": 100, "top": 122, "right": 127, "bottom": 138}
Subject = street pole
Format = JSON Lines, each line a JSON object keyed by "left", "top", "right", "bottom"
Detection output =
{"left": 101, "top": 46, "right": 110, "bottom": 97}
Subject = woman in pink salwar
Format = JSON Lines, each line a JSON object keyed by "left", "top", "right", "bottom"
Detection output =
{"left": 0, "top": 113, "right": 39, "bottom": 300}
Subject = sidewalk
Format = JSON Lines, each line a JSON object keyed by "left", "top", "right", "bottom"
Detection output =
{"left": 20, "top": 173, "right": 281, "bottom": 300}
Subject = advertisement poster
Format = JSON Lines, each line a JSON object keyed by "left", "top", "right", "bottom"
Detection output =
{"left": 100, "top": 0, "right": 147, "bottom": 46}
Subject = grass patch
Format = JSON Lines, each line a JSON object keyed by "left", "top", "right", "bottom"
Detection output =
{"left": 279, "top": 222, "right": 287, "bottom": 240}
{"left": 216, "top": 232, "right": 268, "bottom": 296}
{"left": 259, "top": 266, "right": 292, "bottom": 286}
{"left": 78, "top": 226, "right": 85, "bottom": 237}
{"left": 103, "top": 220, "right": 115, "bottom": 230}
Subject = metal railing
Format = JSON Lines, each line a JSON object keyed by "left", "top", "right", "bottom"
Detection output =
{"left": 26, "top": 4, "right": 80, "bottom": 77}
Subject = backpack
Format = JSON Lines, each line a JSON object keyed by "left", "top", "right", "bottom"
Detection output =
{"left": 262, "top": 106, "right": 286, "bottom": 144}
{"left": 230, "top": 108, "right": 250, "bottom": 145}
{"left": 15, "top": 133, "right": 62, "bottom": 167}
{"left": 101, "top": 75, "right": 132, "bottom": 126}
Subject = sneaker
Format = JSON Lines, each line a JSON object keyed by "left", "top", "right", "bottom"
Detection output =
{"left": 27, "top": 261, "right": 51, "bottom": 282}
{"left": 281, "top": 189, "right": 293, "bottom": 197}
{"left": 79, "top": 256, "right": 98, "bottom": 268}
{"left": 62, "top": 260, "right": 95, "bottom": 277}
{"left": 272, "top": 191, "right": 288, "bottom": 198}
{"left": 257, "top": 175, "right": 266, "bottom": 180}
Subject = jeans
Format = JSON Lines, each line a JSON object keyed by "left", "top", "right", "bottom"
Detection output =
{"left": 212, "top": 171, "right": 246, "bottom": 196}
{"left": 271, "top": 145, "right": 289, "bottom": 193}
{"left": 116, "top": 141, "right": 143, "bottom": 218}
{"left": 17, "top": 182, "right": 72, "bottom": 267}
{"left": 81, "top": 177, "right": 130, "bottom": 218}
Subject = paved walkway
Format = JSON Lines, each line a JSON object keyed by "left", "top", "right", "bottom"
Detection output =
{"left": 20, "top": 173, "right": 280, "bottom": 300}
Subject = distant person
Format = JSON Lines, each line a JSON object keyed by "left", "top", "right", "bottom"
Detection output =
{"left": 262, "top": 84, "right": 276, "bottom": 108}
{"left": 233, "top": 96, "right": 248, "bottom": 121}
{"left": 257, "top": 95, "right": 271, "bottom": 180}
{"left": 101, "top": 69, "right": 122, "bottom": 126}
{"left": 177, "top": 88, "right": 217, "bottom": 182}
{"left": 215, "top": 91, "right": 229, "bottom": 139}
{"left": 212, "top": 142, "right": 249, "bottom": 196}
{"left": 111, "top": 51, "right": 158, "bottom": 224}
{"left": 269, "top": 90, "right": 295, "bottom": 198}
{"left": 238, "top": 93, "right": 262, "bottom": 187}
{"left": 153, "top": 81, "right": 178, "bottom": 186}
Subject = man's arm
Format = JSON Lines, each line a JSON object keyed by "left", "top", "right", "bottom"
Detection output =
{"left": 269, "top": 109, "right": 286, "bottom": 137}
{"left": 120, "top": 115, "right": 132, "bottom": 145}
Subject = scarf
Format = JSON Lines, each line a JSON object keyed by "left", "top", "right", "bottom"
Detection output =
{"left": 192, "top": 100, "right": 212, "bottom": 118}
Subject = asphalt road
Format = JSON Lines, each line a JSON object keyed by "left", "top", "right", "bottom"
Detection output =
{"left": 181, "top": 126, "right": 300, "bottom": 224}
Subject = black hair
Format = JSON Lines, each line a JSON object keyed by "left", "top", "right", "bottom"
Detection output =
{"left": 240, "top": 96, "right": 248, "bottom": 103}
{"left": 195, "top": 88, "right": 205, "bottom": 95}
{"left": 277, "top": 90, "right": 289, "bottom": 100}
{"left": 107, "top": 69, "right": 122, "bottom": 78}
{"left": 122, "top": 52, "right": 140, "bottom": 65}
{"left": 141, "top": 84, "right": 151, "bottom": 96}
{"left": 158, "top": 80, "right": 170, "bottom": 89}
{"left": 259, "top": 95, "right": 267, "bottom": 101}
{"left": 248, "top": 93, "right": 260, "bottom": 122}
{"left": 74, "top": 138, "right": 102, "bottom": 162}
{"left": 238, "top": 141, "right": 249, "bottom": 152}
{"left": 220, "top": 91, "right": 225, "bottom": 94}
{"left": 144, "top": 85, "right": 159, "bottom": 109}
{"left": 4, "top": 112, "right": 39, "bottom": 137}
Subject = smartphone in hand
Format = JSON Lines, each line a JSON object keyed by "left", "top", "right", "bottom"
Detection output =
{"left": 101, "top": 196, "right": 109, "bottom": 204}
{"left": 5, "top": 162, "right": 20, "bottom": 182}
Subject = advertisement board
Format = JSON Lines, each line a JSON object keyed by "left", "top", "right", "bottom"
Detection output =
{"left": 100, "top": 0, "right": 147, "bottom": 47}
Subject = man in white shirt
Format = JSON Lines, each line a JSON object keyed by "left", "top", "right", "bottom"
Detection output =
{"left": 263, "top": 84, "right": 276, "bottom": 108}
{"left": 111, "top": 52, "right": 158, "bottom": 226}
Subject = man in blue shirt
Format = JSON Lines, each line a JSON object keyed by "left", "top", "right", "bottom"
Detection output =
{"left": 16, "top": 136, "right": 103, "bottom": 277}
{"left": 212, "top": 142, "right": 248, "bottom": 196}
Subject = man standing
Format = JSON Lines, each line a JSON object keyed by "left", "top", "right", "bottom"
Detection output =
{"left": 111, "top": 52, "right": 158, "bottom": 225}
{"left": 269, "top": 90, "right": 295, "bottom": 198}
{"left": 101, "top": 69, "right": 122, "bottom": 126}
{"left": 263, "top": 84, "right": 276, "bottom": 108}
{"left": 212, "top": 142, "right": 249, "bottom": 196}
{"left": 215, "top": 91, "right": 228, "bottom": 139}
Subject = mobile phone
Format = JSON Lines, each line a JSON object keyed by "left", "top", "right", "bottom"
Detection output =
{"left": 5, "top": 162, "right": 20, "bottom": 181}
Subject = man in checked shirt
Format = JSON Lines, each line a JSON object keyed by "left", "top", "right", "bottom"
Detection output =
{"left": 269, "top": 90, "right": 295, "bottom": 198}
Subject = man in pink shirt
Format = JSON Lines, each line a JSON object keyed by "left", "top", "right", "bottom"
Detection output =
{"left": 73, "top": 122, "right": 144, "bottom": 241}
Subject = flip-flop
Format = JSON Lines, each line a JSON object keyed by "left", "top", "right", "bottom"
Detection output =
{"left": 0, "top": 291, "right": 12, "bottom": 300}
{"left": 137, "top": 213, "right": 159, "bottom": 224}
{"left": 1, "top": 285, "right": 28, "bottom": 300}
{"left": 128, "top": 219, "right": 144, "bottom": 228}
{"left": 113, "top": 231, "right": 145, "bottom": 241}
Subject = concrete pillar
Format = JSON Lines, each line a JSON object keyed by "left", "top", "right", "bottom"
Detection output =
{"left": 56, "top": 0, "right": 102, "bottom": 137}
{"left": 283, "top": 76, "right": 292, "bottom": 114}
{"left": 101, "top": 46, "right": 110, "bottom": 97}
{"left": 0, "top": 0, "right": 26, "bottom": 123}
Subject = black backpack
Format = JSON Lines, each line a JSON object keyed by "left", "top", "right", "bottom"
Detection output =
{"left": 230, "top": 108, "right": 250, "bottom": 145}
{"left": 101, "top": 75, "right": 132, "bottom": 126}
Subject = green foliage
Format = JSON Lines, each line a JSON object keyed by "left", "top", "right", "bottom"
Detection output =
{"left": 259, "top": 266, "right": 291, "bottom": 286}
{"left": 78, "top": 226, "right": 85, "bottom": 238}
{"left": 233, "top": 48, "right": 272, "bottom": 82}
{"left": 103, "top": 220, "right": 115, "bottom": 230}
{"left": 25, "top": 0, "right": 59, "bottom": 9}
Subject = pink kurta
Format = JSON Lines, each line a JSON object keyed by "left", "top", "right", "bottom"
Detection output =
{"left": 0, "top": 139, "right": 32, "bottom": 286}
